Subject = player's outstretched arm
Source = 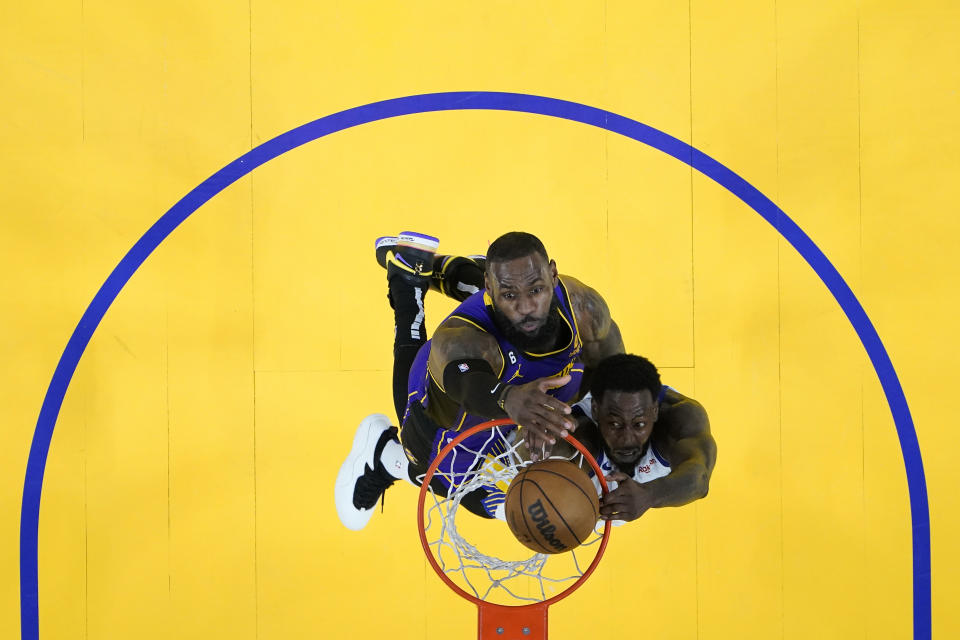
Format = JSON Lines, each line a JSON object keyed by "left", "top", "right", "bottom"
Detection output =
{"left": 428, "top": 319, "right": 576, "bottom": 448}
{"left": 599, "top": 392, "right": 715, "bottom": 522}
{"left": 656, "top": 390, "right": 716, "bottom": 484}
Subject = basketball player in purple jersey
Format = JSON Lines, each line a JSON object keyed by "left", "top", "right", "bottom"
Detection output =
{"left": 335, "top": 231, "right": 714, "bottom": 529}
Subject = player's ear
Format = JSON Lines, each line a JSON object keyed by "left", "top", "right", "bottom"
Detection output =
{"left": 548, "top": 259, "right": 558, "bottom": 286}
{"left": 591, "top": 395, "right": 599, "bottom": 422}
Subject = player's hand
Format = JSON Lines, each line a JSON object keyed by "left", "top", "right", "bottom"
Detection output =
{"left": 522, "top": 427, "right": 554, "bottom": 462}
{"left": 599, "top": 471, "right": 655, "bottom": 522}
{"left": 502, "top": 375, "right": 575, "bottom": 461}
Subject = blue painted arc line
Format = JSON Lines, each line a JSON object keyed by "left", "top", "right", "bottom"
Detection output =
{"left": 20, "top": 91, "right": 929, "bottom": 639}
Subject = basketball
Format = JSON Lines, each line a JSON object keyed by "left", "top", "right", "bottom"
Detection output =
{"left": 504, "top": 459, "right": 600, "bottom": 554}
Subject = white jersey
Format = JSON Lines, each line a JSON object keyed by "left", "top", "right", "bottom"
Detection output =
{"left": 591, "top": 446, "right": 671, "bottom": 528}
{"left": 591, "top": 442, "right": 672, "bottom": 494}
{"left": 573, "top": 391, "right": 673, "bottom": 526}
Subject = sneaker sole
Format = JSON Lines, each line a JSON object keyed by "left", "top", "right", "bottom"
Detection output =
{"left": 374, "top": 236, "right": 398, "bottom": 250}
{"left": 397, "top": 231, "right": 439, "bottom": 252}
{"left": 334, "top": 413, "right": 392, "bottom": 531}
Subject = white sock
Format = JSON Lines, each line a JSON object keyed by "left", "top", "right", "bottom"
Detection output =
{"left": 380, "top": 436, "right": 412, "bottom": 483}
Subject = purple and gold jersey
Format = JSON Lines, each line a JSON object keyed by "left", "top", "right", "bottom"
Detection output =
{"left": 401, "top": 278, "right": 585, "bottom": 508}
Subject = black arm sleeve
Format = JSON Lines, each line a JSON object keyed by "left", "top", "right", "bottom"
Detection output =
{"left": 442, "top": 359, "right": 511, "bottom": 419}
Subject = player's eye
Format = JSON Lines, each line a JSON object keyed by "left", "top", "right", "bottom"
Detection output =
{"left": 531, "top": 287, "right": 544, "bottom": 295}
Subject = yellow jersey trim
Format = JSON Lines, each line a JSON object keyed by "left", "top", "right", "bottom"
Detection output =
{"left": 560, "top": 277, "right": 583, "bottom": 351}
{"left": 480, "top": 278, "right": 579, "bottom": 359}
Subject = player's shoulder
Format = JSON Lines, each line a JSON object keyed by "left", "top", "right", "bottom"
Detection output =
{"left": 429, "top": 317, "right": 504, "bottom": 373}
{"left": 558, "top": 274, "right": 588, "bottom": 300}
{"left": 559, "top": 275, "right": 611, "bottom": 338}
{"left": 657, "top": 388, "right": 710, "bottom": 440}
{"left": 660, "top": 387, "right": 706, "bottom": 414}
{"left": 440, "top": 314, "right": 489, "bottom": 334}
{"left": 433, "top": 317, "right": 497, "bottom": 354}
{"left": 433, "top": 292, "right": 499, "bottom": 348}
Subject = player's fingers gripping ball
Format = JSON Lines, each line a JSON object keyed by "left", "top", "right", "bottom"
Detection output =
{"left": 504, "top": 459, "right": 599, "bottom": 553}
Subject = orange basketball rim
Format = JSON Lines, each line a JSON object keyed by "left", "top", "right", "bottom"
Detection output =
{"left": 417, "top": 419, "right": 612, "bottom": 640}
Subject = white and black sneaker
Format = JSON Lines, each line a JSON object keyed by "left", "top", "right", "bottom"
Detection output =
{"left": 374, "top": 233, "right": 485, "bottom": 301}
{"left": 335, "top": 413, "right": 401, "bottom": 531}
{"left": 374, "top": 231, "right": 439, "bottom": 288}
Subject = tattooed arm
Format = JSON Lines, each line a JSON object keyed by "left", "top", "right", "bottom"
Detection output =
{"left": 562, "top": 276, "right": 626, "bottom": 394}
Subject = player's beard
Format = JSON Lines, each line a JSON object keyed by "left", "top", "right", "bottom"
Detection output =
{"left": 491, "top": 294, "right": 563, "bottom": 353}
{"left": 601, "top": 440, "right": 649, "bottom": 474}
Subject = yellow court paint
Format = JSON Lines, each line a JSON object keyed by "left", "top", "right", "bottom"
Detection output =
{"left": 2, "top": 1, "right": 958, "bottom": 639}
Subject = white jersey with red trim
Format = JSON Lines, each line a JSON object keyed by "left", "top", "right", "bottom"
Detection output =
{"left": 591, "top": 442, "right": 671, "bottom": 495}
{"left": 572, "top": 391, "right": 673, "bottom": 524}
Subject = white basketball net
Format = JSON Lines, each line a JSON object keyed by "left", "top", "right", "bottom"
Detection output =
{"left": 419, "top": 425, "right": 604, "bottom": 606}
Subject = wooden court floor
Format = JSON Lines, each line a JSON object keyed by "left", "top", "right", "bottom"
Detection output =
{"left": 2, "top": 2, "right": 958, "bottom": 638}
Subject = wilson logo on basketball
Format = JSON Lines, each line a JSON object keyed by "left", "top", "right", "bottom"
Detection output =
{"left": 527, "top": 499, "right": 566, "bottom": 552}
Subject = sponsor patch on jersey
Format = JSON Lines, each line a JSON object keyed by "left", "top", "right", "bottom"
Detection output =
{"left": 458, "top": 363, "right": 470, "bottom": 373}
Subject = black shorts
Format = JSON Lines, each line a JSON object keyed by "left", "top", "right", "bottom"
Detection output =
{"left": 400, "top": 401, "right": 494, "bottom": 519}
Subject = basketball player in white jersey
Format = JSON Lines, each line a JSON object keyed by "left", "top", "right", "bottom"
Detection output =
{"left": 568, "top": 353, "right": 716, "bottom": 522}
